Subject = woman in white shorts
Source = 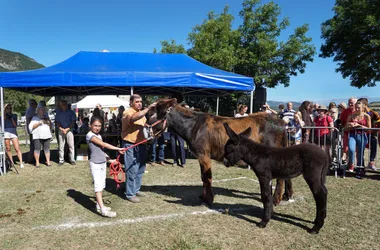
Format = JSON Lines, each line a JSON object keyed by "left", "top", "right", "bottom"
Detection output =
{"left": 2, "top": 104, "right": 24, "bottom": 168}
{"left": 86, "top": 116, "right": 125, "bottom": 218}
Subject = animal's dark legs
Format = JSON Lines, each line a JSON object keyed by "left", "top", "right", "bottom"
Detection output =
{"left": 199, "top": 156, "right": 214, "bottom": 206}
{"left": 283, "top": 179, "right": 294, "bottom": 201}
{"left": 258, "top": 177, "right": 273, "bottom": 228}
{"left": 273, "top": 179, "right": 284, "bottom": 206}
{"left": 304, "top": 176, "right": 328, "bottom": 234}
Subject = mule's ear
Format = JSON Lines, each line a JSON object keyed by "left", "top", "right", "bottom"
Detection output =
{"left": 168, "top": 98, "right": 177, "bottom": 106}
{"left": 239, "top": 127, "right": 252, "bottom": 138}
{"left": 223, "top": 123, "right": 239, "bottom": 144}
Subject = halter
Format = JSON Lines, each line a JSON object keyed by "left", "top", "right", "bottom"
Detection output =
{"left": 144, "top": 106, "right": 172, "bottom": 138}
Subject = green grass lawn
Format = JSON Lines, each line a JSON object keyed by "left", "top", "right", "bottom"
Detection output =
{"left": 0, "top": 146, "right": 380, "bottom": 249}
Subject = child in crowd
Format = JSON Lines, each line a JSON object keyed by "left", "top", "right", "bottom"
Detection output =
{"left": 235, "top": 104, "right": 248, "bottom": 117}
{"left": 86, "top": 116, "right": 125, "bottom": 217}
{"left": 284, "top": 114, "right": 303, "bottom": 146}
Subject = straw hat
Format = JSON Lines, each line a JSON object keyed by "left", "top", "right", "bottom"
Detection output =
{"left": 338, "top": 102, "right": 347, "bottom": 109}
{"left": 317, "top": 105, "right": 328, "bottom": 111}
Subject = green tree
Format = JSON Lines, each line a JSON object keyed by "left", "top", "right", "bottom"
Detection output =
{"left": 188, "top": 6, "right": 239, "bottom": 72}
{"left": 154, "top": 39, "right": 186, "bottom": 54}
{"left": 320, "top": 0, "right": 380, "bottom": 88}
{"left": 3, "top": 89, "right": 44, "bottom": 115}
{"left": 236, "top": 0, "right": 315, "bottom": 88}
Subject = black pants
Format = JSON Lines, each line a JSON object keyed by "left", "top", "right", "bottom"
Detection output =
{"left": 170, "top": 133, "right": 186, "bottom": 166}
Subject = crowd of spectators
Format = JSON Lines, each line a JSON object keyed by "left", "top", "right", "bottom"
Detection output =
{"left": 252, "top": 98, "right": 380, "bottom": 177}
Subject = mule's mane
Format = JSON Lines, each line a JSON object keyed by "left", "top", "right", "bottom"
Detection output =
{"left": 173, "top": 104, "right": 213, "bottom": 118}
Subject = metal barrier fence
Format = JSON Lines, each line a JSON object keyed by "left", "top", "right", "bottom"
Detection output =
{"left": 286, "top": 126, "right": 380, "bottom": 178}
{"left": 0, "top": 132, "right": 4, "bottom": 175}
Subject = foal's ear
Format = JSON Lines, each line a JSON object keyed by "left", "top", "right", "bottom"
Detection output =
{"left": 239, "top": 127, "right": 252, "bottom": 138}
{"left": 223, "top": 123, "right": 239, "bottom": 144}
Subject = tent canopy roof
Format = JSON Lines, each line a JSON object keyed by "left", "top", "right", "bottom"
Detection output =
{"left": 0, "top": 51, "right": 253, "bottom": 97}
{"left": 71, "top": 95, "right": 129, "bottom": 109}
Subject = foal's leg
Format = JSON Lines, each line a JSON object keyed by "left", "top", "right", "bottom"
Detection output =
{"left": 258, "top": 176, "right": 273, "bottom": 228}
{"left": 283, "top": 179, "right": 294, "bottom": 201}
{"left": 198, "top": 155, "right": 214, "bottom": 206}
{"left": 304, "top": 174, "right": 328, "bottom": 234}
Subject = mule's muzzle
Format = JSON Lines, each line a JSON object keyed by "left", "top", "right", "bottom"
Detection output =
{"left": 223, "top": 158, "right": 232, "bottom": 167}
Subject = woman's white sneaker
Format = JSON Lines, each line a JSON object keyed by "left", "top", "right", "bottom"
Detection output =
{"left": 96, "top": 204, "right": 111, "bottom": 213}
{"left": 101, "top": 209, "right": 116, "bottom": 218}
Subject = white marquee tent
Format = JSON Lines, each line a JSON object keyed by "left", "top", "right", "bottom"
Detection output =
{"left": 71, "top": 95, "right": 130, "bottom": 109}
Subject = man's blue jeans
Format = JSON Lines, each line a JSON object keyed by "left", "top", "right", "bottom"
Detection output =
{"left": 123, "top": 141, "right": 147, "bottom": 199}
{"left": 348, "top": 133, "right": 368, "bottom": 167}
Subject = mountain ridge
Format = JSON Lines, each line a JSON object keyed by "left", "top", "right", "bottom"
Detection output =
{"left": 0, "top": 48, "right": 44, "bottom": 72}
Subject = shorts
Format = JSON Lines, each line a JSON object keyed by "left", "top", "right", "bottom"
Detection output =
{"left": 4, "top": 131, "right": 18, "bottom": 139}
{"left": 90, "top": 161, "right": 107, "bottom": 192}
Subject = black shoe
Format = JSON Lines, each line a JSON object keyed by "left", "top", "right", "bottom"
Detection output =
{"left": 70, "top": 161, "right": 76, "bottom": 166}
{"left": 58, "top": 162, "right": 64, "bottom": 166}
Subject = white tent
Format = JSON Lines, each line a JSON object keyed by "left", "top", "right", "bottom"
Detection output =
{"left": 71, "top": 95, "right": 129, "bottom": 109}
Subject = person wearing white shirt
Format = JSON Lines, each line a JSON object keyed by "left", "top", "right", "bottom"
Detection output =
{"left": 29, "top": 104, "right": 53, "bottom": 167}
{"left": 235, "top": 104, "right": 249, "bottom": 117}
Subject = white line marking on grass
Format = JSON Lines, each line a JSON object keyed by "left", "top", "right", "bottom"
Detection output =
{"left": 152, "top": 176, "right": 259, "bottom": 186}
{"left": 33, "top": 209, "right": 223, "bottom": 230}
{"left": 31, "top": 194, "right": 303, "bottom": 231}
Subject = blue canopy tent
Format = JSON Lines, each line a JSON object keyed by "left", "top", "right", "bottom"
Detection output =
{"left": 0, "top": 51, "right": 253, "bottom": 97}
{"left": 0, "top": 51, "right": 254, "bottom": 174}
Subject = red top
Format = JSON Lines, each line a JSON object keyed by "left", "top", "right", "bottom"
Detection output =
{"left": 314, "top": 115, "right": 333, "bottom": 137}
{"left": 350, "top": 115, "right": 367, "bottom": 134}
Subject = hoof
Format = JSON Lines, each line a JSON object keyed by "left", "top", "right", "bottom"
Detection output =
{"left": 257, "top": 221, "right": 268, "bottom": 228}
{"left": 282, "top": 194, "right": 290, "bottom": 201}
{"left": 308, "top": 226, "right": 320, "bottom": 234}
{"left": 198, "top": 195, "right": 213, "bottom": 207}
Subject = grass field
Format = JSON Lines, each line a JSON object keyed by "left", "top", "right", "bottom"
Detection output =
{"left": 0, "top": 146, "right": 380, "bottom": 250}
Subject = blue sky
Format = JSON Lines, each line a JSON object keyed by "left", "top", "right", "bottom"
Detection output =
{"left": 1, "top": 0, "right": 379, "bottom": 103}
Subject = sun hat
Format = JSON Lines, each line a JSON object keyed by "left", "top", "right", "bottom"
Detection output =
{"left": 317, "top": 105, "right": 328, "bottom": 111}
{"left": 338, "top": 102, "right": 347, "bottom": 109}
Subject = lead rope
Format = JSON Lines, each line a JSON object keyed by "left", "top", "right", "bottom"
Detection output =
{"left": 109, "top": 119, "right": 167, "bottom": 189}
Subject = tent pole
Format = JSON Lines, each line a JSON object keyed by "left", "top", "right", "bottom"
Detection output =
{"left": 131, "top": 87, "right": 134, "bottom": 95}
{"left": 250, "top": 90, "right": 254, "bottom": 114}
{"left": 216, "top": 96, "right": 220, "bottom": 116}
{"left": 1, "top": 87, "right": 5, "bottom": 175}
